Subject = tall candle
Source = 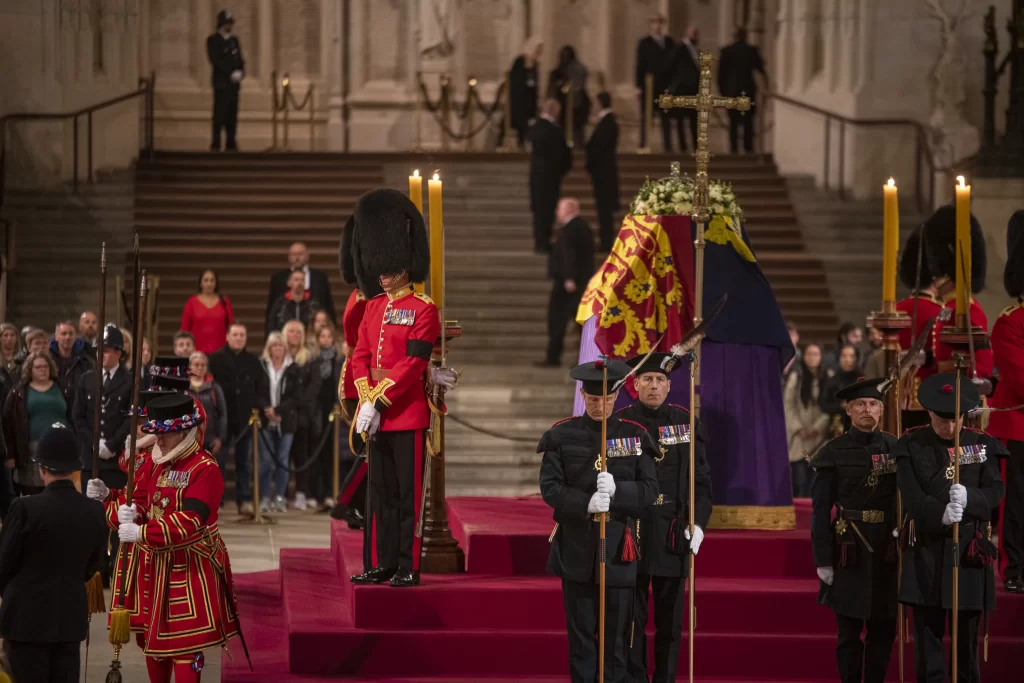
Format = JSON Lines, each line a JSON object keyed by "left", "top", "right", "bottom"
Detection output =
{"left": 882, "top": 177, "right": 899, "bottom": 302}
{"left": 954, "top": 175, "right": 971, "bottom": 316}
{"left": 428, "top": 172, "right": 444, "bottom": 309}
{"left": 409, "top": 169, "right": 423, "bottom": 214}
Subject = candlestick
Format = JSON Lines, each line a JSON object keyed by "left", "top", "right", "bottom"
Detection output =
{"left": 409, "top": 169, "right": 423, "bottom": 214}
{"left": 882, "top": 177, "right": 899, "bottom": 303}
{"left": 428, "top": 172, "right": 444, "bottom": 309}
{"left": 954, "top": 175, "right": 971, "bottom": 316}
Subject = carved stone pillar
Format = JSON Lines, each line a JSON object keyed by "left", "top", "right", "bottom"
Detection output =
{"left": 823, "top": 0, "right": 840, "bottom": 92}
{"left": 837, "top": 0, "right": 858, "bottom": 93}
{"left": 775, "top": 0, "right": 792, "bottom": 93}
{"left": 258, "top": 0, "right": 273, "bottom": 84}
{"left": 323, "top": 0, "right": 344, "bottom": 150}
{"left": 196, "top": 0, "right": 212, "bottom": 84}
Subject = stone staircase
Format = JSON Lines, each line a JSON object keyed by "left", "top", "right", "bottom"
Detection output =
{"left": 1, "top": 172, "right": 135, "bottom": 331}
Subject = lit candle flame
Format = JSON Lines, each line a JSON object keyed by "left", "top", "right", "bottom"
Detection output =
{"left": 433, "top": 172, "right": 440, "bottom": 181}
{"left": 957, "top": 175, "right": 966, "bottom": 188}
{"left": 887, "top": 177, "right": 895, "bottom": 188}
{"left": 413, "top": 169, "right": 419, "bottom": 178}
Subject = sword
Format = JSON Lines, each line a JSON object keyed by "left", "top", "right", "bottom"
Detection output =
{"left": 663, "top": 294, "right": 729, "bottom": 373}
{"left": 902, "top": 224, "right": 927, "bottom": 409}
{"left": 609, "top": 333, "right": 667, "bottom": 393}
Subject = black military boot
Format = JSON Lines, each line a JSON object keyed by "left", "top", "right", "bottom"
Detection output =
{"left": 388, "top": 568, "right": 420, "bottom": 587}
{"left": 1005, "top": 576, "right": 1024, "bottom": 593}
{"left": 350, "top": 567, "right": 396, "bottom": 585}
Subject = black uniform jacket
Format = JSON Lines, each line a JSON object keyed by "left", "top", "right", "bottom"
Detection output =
{"left": 72, "top": 365, "right": 132, "bottom": 473}
{"left": 539, "top": 414, "right": 659, "bottom": 587}
{"left": 617, "top": 402, "right": 712, "bottom": 577}
{"left": 811, "top": 427, "right": 899, "bottom": 619}
{"left": 549, "top": 216, "right": 594, "bottom": 288}
{"left": 206, "top": 32, "right": 245, "bottom": 90}
{"left": 585, "top": 113, "right": 620, "bottom": 214}
{"left": 0, "top": 480, "right": 107, "bottom": 643}
{"left": 893, "top": 425, "right": 1006, "bottom": 611}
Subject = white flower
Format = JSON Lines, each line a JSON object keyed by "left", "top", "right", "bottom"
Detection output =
{"left": 672, "top": 191, "right": 685, "bottom": 202}
{"left": 709, "top": 185, "right": 723, "bottom": 201}
{"left": 711, "top": 202, "right": 725, "bottom": 215}
{"left": 635, "top": 201, "right": 648, "bottom": 214}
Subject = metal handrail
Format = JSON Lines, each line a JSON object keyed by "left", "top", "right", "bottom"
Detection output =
{"left": 769, "top": 93, "right": 935, "bottom": 212}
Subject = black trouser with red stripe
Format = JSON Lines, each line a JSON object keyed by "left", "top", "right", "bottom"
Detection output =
{"left": 368, "top": 429, "right": 424, "bottom": 571}
{"left": 1003, "top": 440, "right": 1024, "bottom": 579}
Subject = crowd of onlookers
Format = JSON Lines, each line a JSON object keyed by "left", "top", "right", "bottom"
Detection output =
{"left": 0, "top": 240, "right": 351, "bottom": 521}
{"left": 783, "top": 320, "right": 886, "bottom": 497}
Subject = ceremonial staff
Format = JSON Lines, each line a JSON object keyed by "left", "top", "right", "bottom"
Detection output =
{"left": 951, "top": 355, "right": 964, "bottom": 683}
{"left": 92, "top": 243, "right": 107, "bottom": 480}
{"left": 598, "top": 359, "right": 608, "bottom": 683}
{"left": 660, "top": 50, "right": 750, "bottom": 683}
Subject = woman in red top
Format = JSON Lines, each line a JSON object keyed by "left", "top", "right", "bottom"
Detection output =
{"left": 181, "top": 269, "right": 235, "bottom": 355}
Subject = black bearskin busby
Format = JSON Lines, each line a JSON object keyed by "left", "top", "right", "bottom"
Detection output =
{"left": 340, "top": 189, "right": 429, "bottom": 298}
{"left": 1006, "top": 210, "right": 1024, "bottom": 298}
{"left": 898, "top": 225, "right": 932, "bottom": 291}
{"left": 922, "top": 204, "right": 987, "bottom": 293}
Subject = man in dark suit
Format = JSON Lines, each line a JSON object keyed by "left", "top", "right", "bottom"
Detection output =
{"left": 718, "top": 27, "right": 766, "bottom": 154}
{"left": 669, "top": 25, "right": 701, "bottom": 151}
{"left": 207, "top": 9, "right": 245, "bottom": 151}
{"left": 267, "top": 240, "right": 336, "bottom": 323}
{"left": 0, "top": 425, "right": 107, "bottom": 683}
{"left": 635, "top": 13, "right": 676, "bottom": 150}
{"left": 528, "top": 99, "right": 572, "bottom": 254}
{"left": 538, "top": 198, "right": 594, "bottom": 367}
{"left": 585, "top": 92, "right": 620, "bottom": 252}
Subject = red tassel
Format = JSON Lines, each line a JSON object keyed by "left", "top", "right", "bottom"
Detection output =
{"left": 840, "top": 543, "right": 849, "bottom": 568}
{"left": 886, "top": 536, "right": 897, "bottom": 563}
{"left": 621, "top": 526, "right": 638, "bottom": 563}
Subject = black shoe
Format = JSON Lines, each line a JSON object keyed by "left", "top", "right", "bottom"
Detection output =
{"left": 350, "top": 567, "right": 396, "bottom": 585}
{"left": 389, "top": 568, "right": 420, "bottom": 587}
{"left": 1005, "top": 576, "right": 1024, "bottom": 593}
{"left": 341, "top": 507, "right": 365, "bottom": 529}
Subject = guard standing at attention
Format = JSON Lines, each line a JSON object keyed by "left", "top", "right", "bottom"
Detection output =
{"left": 894, "top": 373, "right": 1005, "bottom": 683}
{"left": 810, "top": 377, "right": 899, "bottom": 683}
{"left": 207, "top": 9, "right": 245, "bottom": 151}
{"left": 618, "top": 352, "right": 712, "bottom": 683}
{"left": 539, "top": 359, "right": 659, "bottom": 683}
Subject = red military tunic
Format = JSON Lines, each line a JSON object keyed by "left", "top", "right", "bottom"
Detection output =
{"left": 340, "top": 288, "right": 368, "bottom": 402}
{"left": 933, "top": 295, "right": 994, "bottom": 378}
{"left": 895, "top": 293, "right": 944, "bottom": 410}
{"left": 351, "top": 286, "right": 440, "bottom": 431}
{"left": 989, "top": 298, "right": 1024, "bottom": 442}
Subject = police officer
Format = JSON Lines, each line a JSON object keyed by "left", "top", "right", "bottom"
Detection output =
{"left": 539, "top": 359, "right": 659, "bottom": 683}
{"left": 810, "top": 377, "right": 898, "bottom": 683}
{"left": 0, "top": 424, "right": 107, "bottom": 682}
{"left": 894, "top": 373, "right": 1006, "bottom": 683}
{"left": 207, "top": 9, "right": 245, "bottom": 151}
{"left": 618, "top": 352, "right": 711, "bottom": 683}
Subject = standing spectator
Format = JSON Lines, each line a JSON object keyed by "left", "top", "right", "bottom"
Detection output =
{"left": 0, "top": 425, "right": 106, "bottom": 683}
{"left": 528, "top": 99, "right": 572, "bottom": 254}
{"left": 635, "top": 12, "right": 676, "bottom": 150}
{"left": 306, "top": 309, "right": 333, "bottom": 352}
{"left": 15, "top": 328, "right": 48, "bottom": 367}
{"left": 669, "top": 25, "right": 701, "bottom": 151}
{"left": 0, "top": 323, "right": 22, "bottom": 399}
{"left": 860, "top": 325, "right": 885, "bottom": 374}
{"left": 585, "top": 92, "right": 620, "bottom": 252}
{"left": 2, "top": 353, "right": 67, "bottom": 496}
{"left": 282, "top": 320, "right": 322, "bottom": 510}
{"left": 824, "top": 322, "right": 864, "bottom": 371}
{"left": 784, "top": 343, "right": 829, "bottom": 497}
{"left": 78, "top": 311, "right": 99, "bottom": 348}
{"left": 267, "top": 241, "right": 336, "bottom": 324}
{"left": 268, "top": 268, "right": 322, "bottom": 335}
{"left": 718, "top": 27, "right": 766, "bottom": 154}
{"left": 822, "top": 345, "right": 861, "bottom": 437}
{"left": 508, "top": 37, "right": 543, "bottom": 148}
{"left": 209, "top": 324, "right": 269, "bottom": 514}
{"left": 49, "top": 320, "right": 93, "bottom": 415}
{"left": 190, "top": 351, "right": 229, "bottom": 484}
{"left": 207, "top": 9, "right": 245, "bottom": 151}
{"left": 181, "top": 268, "right": 236, "bottom": 354}
{"left": 548, "top": 45, "right": 590, "bottom": 145}
{"left": 260, "top": 332, "right": 299, "bottom": 512}
{"left": 538, "top": 198, "right": 594, "bottom": 368}
{"left": 312, "top": 323, "right": 346, "bottom": 509}
{"left": 71, "top": 325, "right": 131, "bottom": 484}
{"left": 173, "top": 330, "right": 197, "bottom": 358}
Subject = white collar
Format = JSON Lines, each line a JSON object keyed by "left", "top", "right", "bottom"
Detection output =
{"left": 598, "top": 108, "right": 613, "bottom": 119}
{"left": 151, "top": 427, "right": 200, "bottom": 466}
{"left": 103, "top": 365, "right": 118, "bottom": 380}
{"left": 540, "top": 113, "right": 558, "bottom": 124}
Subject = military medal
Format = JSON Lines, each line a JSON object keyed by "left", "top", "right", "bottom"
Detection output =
{"left": 946, "top": 444, "right": 987, "bottom": 479}
{"left": 866, "top": 453, "right": 896, "bottom": 487}
{"left": 658, "top": 424, "right": 690, "bottom": 445}
{"left": 835, "top": 518, "right": 849, "bottom": 535}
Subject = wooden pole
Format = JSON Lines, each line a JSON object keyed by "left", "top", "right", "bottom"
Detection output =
{"left": 598, "top": 362, "right": 608, "bottom": 683}
{"left": 951, "top": 359, "right": 962, "bottom": 683}
{"left": 91, "top": 243, "right": 107, "bottom": 479}
{"left": 688, "top": 217, "right": 705, "bottom": 683}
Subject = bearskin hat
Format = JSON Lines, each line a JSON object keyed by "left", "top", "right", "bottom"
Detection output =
{"left": 1006, "top": 210, "right": 1024, "bottom": 298}
{"left": 898, "top": 225, "right": 932, "bottom": 291}
{"left": 341, "top": 189, "right": 428, "bottom": 298}
{"left": 922, "top": 204, "right": 987, "bottom": 293}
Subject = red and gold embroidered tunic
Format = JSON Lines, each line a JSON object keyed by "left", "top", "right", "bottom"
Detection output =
{"left": 933, "top": 296, "right": 993, "bottom": 377}
{"left": 989, "top": 298, "right": 1024, "bottom": 441}
{"left": 895, "top": 293, "right": 944, "bottom": 410}
{"left": 340, "top": 288, "right": 368, "bottom": 401}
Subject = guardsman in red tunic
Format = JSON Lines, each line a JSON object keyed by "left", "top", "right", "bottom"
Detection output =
{"left": 115, "top": 393, "right": 240, "bottom": 682}
{"left": 345, "top": 188, "right": 436, "bottom": 588}
{"left": 991, "top": 212, "right": 1024, "bottom": 593}
{"left": 896, "top": 225, "right": 946, "bottom": 430}
{"left": 333, "top": 286, "right": 370, "bottom": 527}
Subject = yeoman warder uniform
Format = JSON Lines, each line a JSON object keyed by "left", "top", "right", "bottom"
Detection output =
{"left": 540, "top": 360, "right": 659, "bottom": 683}
{"left": 894, "top": 374, "right": 1005, "bottom": 683}
{"left": 617, "top": 352, "right": 712, "bottom": 683}
{"left": 810, "top": 377, "right": 898, "bottom": 683}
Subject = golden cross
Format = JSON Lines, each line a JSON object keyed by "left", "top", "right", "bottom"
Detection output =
{"left": 659, "top": 50, "right": 750, "bottom": 223}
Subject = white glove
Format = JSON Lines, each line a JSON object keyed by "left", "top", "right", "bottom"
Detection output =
{"left": 98, "top": 438, "right": 115, "bottom": 460}
{"left": 355, "top": 402, "right": 380, "bottom": 435}
{"left": 118, "top": 521, "right": 142, "bottom": 543}
{"left": 587, "top": 491, "right": 610, "bottom": 514}
{"left": 684, "top": 525, "right": 705, "bottom": 555}
{"left": 942, "top": 501, "right": 964, "bottom": 526}
{"left": 893, "top": 527, "right": 900, "bottom": 538}
{"left": 817, "top": 566, "right": 834, "bottom": 585}
{"left": 430, "top": 366, "right": 458, "bottom": 391}
{"left": 86, "top": 478, "right": 109, "bottom": 501}
{"left": 949, "top": 483, "right": 967, "bottom": 507}
{"left": 231, "top": 69, "right": 243, "bottom": 83}
{"left": 596, "top": 472, "right": 616, "bottom": 497}
{"left": 972, "top": 377, "right": 993, "bottom": 397}
{"left": 117, "top": 504, "right": 137, "bottom": 525}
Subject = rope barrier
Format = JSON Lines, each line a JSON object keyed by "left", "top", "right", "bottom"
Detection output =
{"left": 444, "top": 412, "right": 539, "bottom": 444}
{"left": 417, "top": 75, "right": 507, "bottom": 141}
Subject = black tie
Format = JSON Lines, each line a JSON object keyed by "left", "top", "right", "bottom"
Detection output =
{"left": 103, "top": 371, "right": 110, "bottom": 387}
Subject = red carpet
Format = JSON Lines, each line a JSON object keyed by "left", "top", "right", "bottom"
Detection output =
{"left": 222, "top": 498, "right": 1024, "bottom": 682}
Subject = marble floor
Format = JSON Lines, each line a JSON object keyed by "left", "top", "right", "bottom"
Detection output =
{"left": 83, "top": 509, "right": 331, "bottom": 682}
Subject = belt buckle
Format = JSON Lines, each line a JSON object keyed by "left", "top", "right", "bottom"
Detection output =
{"left": 834, "top": 518, "right": 848, "bottom": 535}
{"left": 862, "top": 510, "right": 884, "bottom": 523}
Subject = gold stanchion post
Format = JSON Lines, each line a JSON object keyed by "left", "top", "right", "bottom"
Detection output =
{"left": 282, "top": 73, "right": 291, "bottom": 151}
{"left": 501, "top": 71, "right": 513, "bottom": 151}
{"left": 241, "top": 408, "right": 275, "bottom": 525}
{"left": 465, "top": 77, "right": 477, "bottom": 152}
{"left": 440, "top": 75, "right": 451, "bottom": 152}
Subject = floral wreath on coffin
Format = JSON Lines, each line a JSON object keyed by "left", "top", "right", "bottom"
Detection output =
{"left": 629, "top": 173, "right": 744, "bottom": 218}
